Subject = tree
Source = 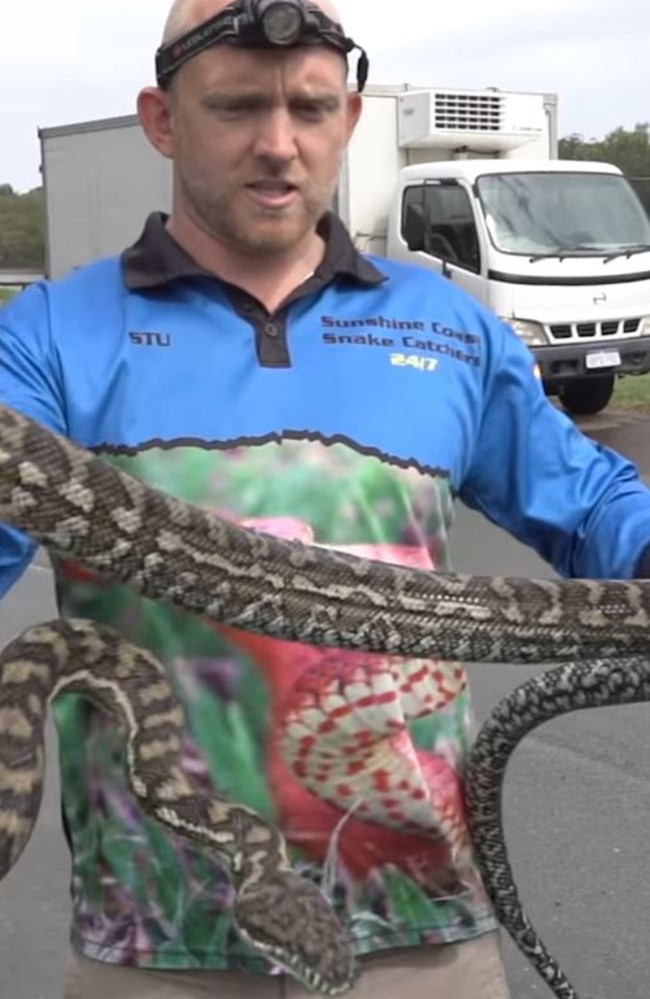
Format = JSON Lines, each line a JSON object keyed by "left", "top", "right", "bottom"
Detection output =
{"left": 559, "top": 123, "right": 650, "bottom": 214}
{"left": 0, "top": 186, "right": 45, "bottom": 270}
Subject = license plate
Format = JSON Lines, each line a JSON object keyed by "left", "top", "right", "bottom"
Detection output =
{"left": 585, "top": 350, "right": 621, "bottom": 370}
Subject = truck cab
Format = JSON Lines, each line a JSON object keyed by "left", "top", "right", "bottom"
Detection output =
{"left": 387, "top": 159, "right": 650, "bottom": 415}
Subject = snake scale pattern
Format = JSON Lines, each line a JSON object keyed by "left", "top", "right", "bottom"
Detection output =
{"left": 0, "top": 400, "right": 648, "bottom": 996}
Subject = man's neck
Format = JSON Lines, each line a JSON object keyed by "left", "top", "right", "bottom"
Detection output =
{"left": 166, "top": 214, "right": 326, "bottom": 314}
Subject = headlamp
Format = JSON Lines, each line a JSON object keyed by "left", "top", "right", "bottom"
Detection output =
{"left": 258, "top": 0, "right": 305, "bottom": 45}
{"left": 155, "top": 0, "right": 369, "bottom": 92}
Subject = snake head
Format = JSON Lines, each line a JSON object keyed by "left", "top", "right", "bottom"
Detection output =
{"left": 233, "top": 871, "right": 357, "bottom": 995}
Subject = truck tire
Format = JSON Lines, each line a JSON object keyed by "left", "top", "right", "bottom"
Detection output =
{"left": 558, "top": 375, "right": 615, "bottom": 416}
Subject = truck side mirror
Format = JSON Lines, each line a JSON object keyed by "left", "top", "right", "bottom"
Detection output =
{"left": 403, "top": 205, "right": 425, "bottom": 252}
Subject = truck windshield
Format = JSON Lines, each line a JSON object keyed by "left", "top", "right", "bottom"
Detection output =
{"left": 475, "top": 171, "right": 650, "bottom": 258}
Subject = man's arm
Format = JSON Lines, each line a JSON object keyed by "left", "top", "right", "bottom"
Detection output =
{"left": 0, "top": 285, "right": 67, "bottom": 597}
{"left": 460, "top": 321, "right": 650, "bottom": 580}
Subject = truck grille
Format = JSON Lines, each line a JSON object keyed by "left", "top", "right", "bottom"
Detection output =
{"left": 546, "top": 318, "right": 642, "bottom": 341}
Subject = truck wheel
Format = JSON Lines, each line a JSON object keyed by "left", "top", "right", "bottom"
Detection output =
{"left": 558, "top": 375, "right": 615, "bottom": 416}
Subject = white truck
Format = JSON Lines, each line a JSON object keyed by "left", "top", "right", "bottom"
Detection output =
{"left": 39, "top": 84, "right": 650, "bottom": 415}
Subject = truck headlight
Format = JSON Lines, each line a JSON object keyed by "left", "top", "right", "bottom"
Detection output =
{"left": 639, "top": 316, "right": 650, "bottom": 336}
{"left": 500, "top": 318, "right": 548, "bottom": 347}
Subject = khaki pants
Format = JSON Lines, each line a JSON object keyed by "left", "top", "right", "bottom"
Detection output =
{"left": 63, "top": 932, "right": 511, "bottom": 998}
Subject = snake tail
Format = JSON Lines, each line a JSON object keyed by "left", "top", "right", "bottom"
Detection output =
{"left": 465, "top": 655, "right": 650, "bottom": 999}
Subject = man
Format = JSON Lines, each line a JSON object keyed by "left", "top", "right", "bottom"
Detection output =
{"left": 1, "top": 1, "right": 650, "bottom": 997}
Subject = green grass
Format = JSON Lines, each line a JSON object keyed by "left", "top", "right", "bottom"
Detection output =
{"left": 612, "top": 373, "right": 650, "bottom": 413}
{"left": 0, "top": 287, "right": 16, "bottom": 305}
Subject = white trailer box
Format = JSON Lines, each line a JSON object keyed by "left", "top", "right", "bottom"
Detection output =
{"left": 39, "top": 115, "right": 172, "bottom": 280}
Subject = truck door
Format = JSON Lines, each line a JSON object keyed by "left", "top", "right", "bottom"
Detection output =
{"left": 402, "top": 179, "right": 488, "bottom": 306}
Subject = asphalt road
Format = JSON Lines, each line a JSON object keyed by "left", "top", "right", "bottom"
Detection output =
{"left": 2, "top": 409, "right": 650, "bottom": 999}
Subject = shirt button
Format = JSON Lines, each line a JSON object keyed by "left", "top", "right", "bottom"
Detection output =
{"left": 264, "top": 322, "right": 279, "bottom": 338}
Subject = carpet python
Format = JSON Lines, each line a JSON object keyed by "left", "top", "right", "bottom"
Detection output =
{"left": 0, "top": 400, "right": 647, "bottom": 997}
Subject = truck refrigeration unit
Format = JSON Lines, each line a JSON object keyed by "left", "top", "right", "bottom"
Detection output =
{"left": 39, "top": 84, "right": 650, "bottom": 416}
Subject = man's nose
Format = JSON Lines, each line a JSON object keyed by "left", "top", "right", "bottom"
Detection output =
{"left": 252, "top": 108, "right": 299, "bottom": 163}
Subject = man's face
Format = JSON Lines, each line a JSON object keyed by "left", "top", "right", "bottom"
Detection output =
{"left": 165, "top": 43, "right": 361, "bottom": 254}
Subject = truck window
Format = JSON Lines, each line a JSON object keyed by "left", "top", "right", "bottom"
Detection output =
{"left": 402, "top": 183, "right": 480, "bottom": 273}
{"left": 475, "top": 171, "right": 650, "bottom": 256}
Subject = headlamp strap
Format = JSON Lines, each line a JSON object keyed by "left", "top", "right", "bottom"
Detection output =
{"left": 155, "top": 2, "right": 369, "bottom": 92}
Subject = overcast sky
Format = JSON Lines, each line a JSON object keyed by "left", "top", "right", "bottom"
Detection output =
{"left": 2, "top": 0, "right": 648, "bottom": 192}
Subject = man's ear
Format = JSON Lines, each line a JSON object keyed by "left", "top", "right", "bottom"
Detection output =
{"left": 137, "top": 86, "right": 175, "bottom": 159}
{"left": 345, "top": 91, "right": 362, "bottom": 142}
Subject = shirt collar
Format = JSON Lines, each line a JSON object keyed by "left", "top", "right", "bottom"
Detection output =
{"left": 122, "top": 211, "right": 386, "bottom": 291}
